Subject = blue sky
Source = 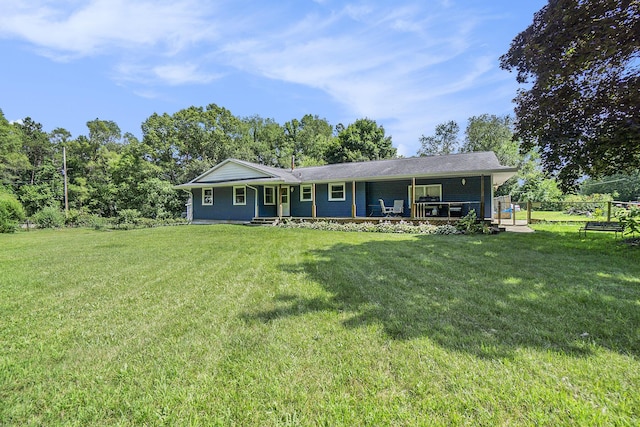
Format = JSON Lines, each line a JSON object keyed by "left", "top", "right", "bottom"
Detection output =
{"left": 0, "top": 0, "right": 546, "bottom": 156}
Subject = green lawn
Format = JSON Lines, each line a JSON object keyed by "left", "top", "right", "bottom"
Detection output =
{"left": 1, "top": 225, "right": 639, "bottom": 425}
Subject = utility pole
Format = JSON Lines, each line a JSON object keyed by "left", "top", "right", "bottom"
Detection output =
{"left": 63, "top": 145, "right": 69, "bottom": 216}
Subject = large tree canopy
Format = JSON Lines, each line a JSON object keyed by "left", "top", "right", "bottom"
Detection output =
{"left": 461, "top": 114, "right": 520, "bottom": 167}
{"left": 500, "top": 0, "right": 640, "bottom": 190}
{"left": 325, "top": 118, "right": 396, "bottom": 163}
{"left": 417, "top": 121, "right": 460, "bottom": 156}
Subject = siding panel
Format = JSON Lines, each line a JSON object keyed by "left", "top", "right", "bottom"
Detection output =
{"left": 192, "top": 187, "right": 255, "bottom": 221}
{"left": 197, "top": 161, "right": 270, "bottom": 183}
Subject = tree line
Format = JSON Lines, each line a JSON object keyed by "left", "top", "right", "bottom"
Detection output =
{"left": 1, "top": 105, "right": 401, "bottom": 219}
{"left": 3, "top": 99, "right": 638, "bottom": 228}
{"left": 1, "top": 100, "right": 540, "bottom": 221}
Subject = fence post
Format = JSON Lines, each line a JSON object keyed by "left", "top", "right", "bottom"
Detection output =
{"left": 498, "top": 201, "right": 502, "bottom": 226}
{"left": 607, "top": 201, "right": 611, "bottom": 222}
{"left": 527, "top": 201, "right": 532, "bottom": 225}
{"left": 512, "top": 203, "right": 516, "bottom": 226}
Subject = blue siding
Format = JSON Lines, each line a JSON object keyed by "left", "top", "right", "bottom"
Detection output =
{"left": 315, "top": 183, "right": 353, "bottom": 217}
{"left": 366, "top": 176, "right": 492, "bottom": 218}
{"left": 415, "top": 176, "right": 491, "bottom": 217}
{"left": 257, "top": 186, "right": 278, "bottom": 217}
{"left": 367, "top": 180, "right": 412, "bottom": 217}
{"left": 290, "top": 185, "right": 313, "bottom": 217}
{"left": 192, "top": 187, "right": 256, "bottom": 221}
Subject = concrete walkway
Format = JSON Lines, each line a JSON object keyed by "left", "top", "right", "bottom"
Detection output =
{"left": 502, "top": 224, "right": 535, "bottom": 233}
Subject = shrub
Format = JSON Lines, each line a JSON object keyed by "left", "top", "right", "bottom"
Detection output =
{"left": 434, "top": 224, "right": 460, "bottom": 235}
{"left": 33, "top": 206, "right": 65, "bottom": 228}
{"left": 617, "top": 207, "right": 640, "bottom": 236}
{"left": 456, "top": 210, "right": 484, "bottom": 234}
{"left": 116, "top": 209, "right": 142, "bottom": 229}
{"left": 563, "top": 193, "right": 613, "bottom": 217}
{"left": 278, "top": 219, "right": 450, "bottom": 235}
{"left": 0, "top": 192, "right": 26, "bottom": 233}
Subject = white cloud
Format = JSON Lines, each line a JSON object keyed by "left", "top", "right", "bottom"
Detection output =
{"left": 0, "top": 0, "right": 216, "bottom": 59}
{"left": 217, "top": 3, "right": 500, "bottom": 152}
{"left": 0, "top": 0, "right": 525, "bottom": 154}
{"left": 114, "top": 61, "right": 223, "bottom": 86}
{"left": 152, "top": 64, "right": 223, "bottom": 86}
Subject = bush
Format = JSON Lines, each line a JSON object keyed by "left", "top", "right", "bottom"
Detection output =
{"left": 563, "top": 193, "right": 613, "bottom": 217}
{"left": 0, "top": 192, "right": 26, "bottom": 233}
{"left": 434, "top": 224, "right": 460, "bottom": 235}
{"left": 455, "top": 210, "right": 487, "bottom": 234}
{"left": 617, "top": 207, "right": 640, "bottom": 236}
{"left": 33, "top": 206, "right": 65, "bottom": 228}
{"left": 277, "top": 219, "right": 460, "bottom": 235}
{"left": 116, "top": 209, "right": 142, "bottom": 229}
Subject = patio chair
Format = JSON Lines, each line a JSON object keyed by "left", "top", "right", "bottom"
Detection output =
{"left": 378, "top": 199, "right": 394, "bottom": 216}
{"left": 393, "top": 200, "right": 404, "bottom": 215}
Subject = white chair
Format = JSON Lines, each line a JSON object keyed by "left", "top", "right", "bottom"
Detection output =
{"left": 378, "top": 199, "right": 394, "bottom": 216}
{"left": 393, "top": 200, "right": 404, "bottom": 215}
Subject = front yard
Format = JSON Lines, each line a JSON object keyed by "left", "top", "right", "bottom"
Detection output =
{"left": 1, "top": 225, "right": 638, "bottom": 425}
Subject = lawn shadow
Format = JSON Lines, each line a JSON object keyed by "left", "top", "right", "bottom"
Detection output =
{"left": 246, "top": 230, "right": 640, "bottom": 359}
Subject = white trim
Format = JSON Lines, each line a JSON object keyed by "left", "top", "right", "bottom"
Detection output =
{"left": 264, "top": 186, "right": 276, "bottom": 205}
{"left": 233, "top": 186, "right": 247, "bottom": 205}
{"left": 280, "top": 185, "right": 291, "bottom": 216}
{"left": 202, "top": 187, "right": 213, "bottom": 205}
{"left": 328, "top": 182, "right": 346, "bottom": 201}
{"left": 408, "top": 184, "right": 442, "bottom": 204}
{"left": 247, "top": 185, "right": 259, "bottom": 218}
{"left": 300, "top": 184, "right": 312, "bottom": 202}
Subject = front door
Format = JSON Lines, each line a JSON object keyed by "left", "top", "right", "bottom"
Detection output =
{"left": 281, "top": 186, "right": 290, "bottom": 216}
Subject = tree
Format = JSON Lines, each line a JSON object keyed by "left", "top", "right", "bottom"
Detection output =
{"left": 511, "top": 151, "right": 563, "bottom": 205}
{"left": 86, "top": 119, "right": 122, "bottom": 150}
{"left": 325, "top": 118, "right": 396, "bottom": 164}
{"left": 500, "top": 0, "right": 640, "bottom": 190}
{"left": 462, "top": 114, "right": 520, "bottom": 166}
{"left": 461, "top": 114, "right": 522, "bottom": 196}
{"left": 283, "top": 114, "right": 335, "bottom": 166}
{"left": 580, "top": 171, "right": 640, "bottom": 201}
{"left": 243, "top": 115, "right": 288, "bottom": 167}
{"left": 417, "top": 121, "right": 460, "bottom": 156}
{"left": 17, "top": 117, "right": 53, "bottom": 185}
{"left": 0, "top": 110, "right": 30, "bottom": 187}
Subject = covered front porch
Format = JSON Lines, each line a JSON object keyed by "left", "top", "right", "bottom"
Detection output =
{"left": 263, "top": 176, "right": 492, "bottom": 221}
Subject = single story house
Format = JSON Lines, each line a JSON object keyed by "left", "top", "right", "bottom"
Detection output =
{"left": 174, "top": 151, "right": 518, "bottom": 223}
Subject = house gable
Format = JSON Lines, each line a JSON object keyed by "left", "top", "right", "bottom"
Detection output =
{"left": 193, "top": 159, "right": 274, "bottom": 184}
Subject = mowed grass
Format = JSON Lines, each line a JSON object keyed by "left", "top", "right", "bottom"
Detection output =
{"left": 1, "top": 225, "right": 639, "bottom": 426}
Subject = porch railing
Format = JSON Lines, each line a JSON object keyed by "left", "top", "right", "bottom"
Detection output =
{"left": 414, "top": 201, "right": 481, "bottom": 220}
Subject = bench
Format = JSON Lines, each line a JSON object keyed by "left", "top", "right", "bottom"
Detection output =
{"left": 578, "top": 221, "right": 624, "bottom": 237}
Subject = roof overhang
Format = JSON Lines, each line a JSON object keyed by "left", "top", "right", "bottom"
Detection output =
{"left": 174, "top": 177, "right": 293, "bottom": 190}
{"left": 297, "top": 169, "right": 519, "bottom": 185}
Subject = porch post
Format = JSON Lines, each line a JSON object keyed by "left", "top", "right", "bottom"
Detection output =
{"left": 411, "top": 177, "right": 416, "bottom": 219}
{"left": 480, "top": 175, "right": 485, "bottom": 219}
{"left": 278, "top": 184, "right": 282, "bottom": 219}
{"left": 351, "top": 181, "right": 356, "bottom": 218}
{"left": 312, "top": 183, "right": 317, "bottom": 218}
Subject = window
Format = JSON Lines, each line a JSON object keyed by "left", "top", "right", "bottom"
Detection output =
{"left": 409, "top": 184, "right": 442, "bottom": 203}
{"left": 300, "top": 185, "right": 312, "bottom": 202}
{"left": 328, "top": 182, "right": 346, "bottom": 201}
{"left": 233, "top": 186, "right": 246, "bottom": 205}
{"left": 202, "top": 188, "right": 213, "bottom": 205}
{"left": 264, "top": 186, "right": 275, "bottom": 205}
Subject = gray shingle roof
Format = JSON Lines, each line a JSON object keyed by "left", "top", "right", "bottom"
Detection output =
{"left": 294, "top": 152, "right": 515, "bottom": 182}
{"left": 175, "top": 152, "right": 517, "bottom": 189}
